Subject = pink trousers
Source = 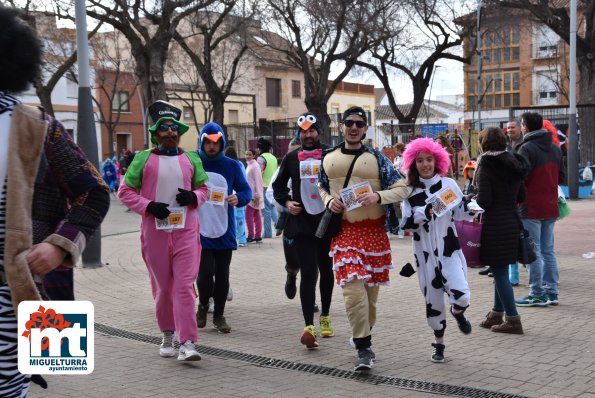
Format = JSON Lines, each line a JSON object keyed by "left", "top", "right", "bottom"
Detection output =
{"left": 141, "top": 226, "right": 200, "bottom": 343}
{"left": 245, "top": 206, "right": 262, "bottom": 239}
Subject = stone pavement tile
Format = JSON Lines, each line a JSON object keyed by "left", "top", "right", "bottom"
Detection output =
{"left": 39, "top": 198, "right": 595, "bottom": 397}
{"left": 29, "top": 333, "right": 442, "bottom": 398}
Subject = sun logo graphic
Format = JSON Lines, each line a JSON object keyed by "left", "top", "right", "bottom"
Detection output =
{"left": 18, "top": 301, "right": 94, "bottom": 375}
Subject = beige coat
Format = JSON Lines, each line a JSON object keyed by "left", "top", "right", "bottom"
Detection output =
{"left": 3, "top": 105, "right": 48, "bottom": 310}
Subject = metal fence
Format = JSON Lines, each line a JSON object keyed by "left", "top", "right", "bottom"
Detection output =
{"left": 224, "top": 118, "right": 342, "bottom": 160}
{"left": 510, "top": 104, "right": 595, "bottom": 164}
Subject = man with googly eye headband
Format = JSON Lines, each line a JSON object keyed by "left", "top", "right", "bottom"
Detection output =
{"left": 273, "top": 111, "right": 336, "bottom": 350}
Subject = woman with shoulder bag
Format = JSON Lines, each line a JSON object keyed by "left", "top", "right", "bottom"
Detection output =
{"left": 475, "top": 128, "right": 529, "bottom": 334}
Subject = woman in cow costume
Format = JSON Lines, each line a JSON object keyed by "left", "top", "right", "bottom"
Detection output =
{"left": 400, "top": 138, "right": 476, "bottom": 363}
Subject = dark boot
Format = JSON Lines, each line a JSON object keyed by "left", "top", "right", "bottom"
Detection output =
{"left": 284, "top": 272, "right": 297, "bottom": 299}
{"left": 479, "top": 311, "right": 504, "bottom": 329}
{"left": 491, "top": 314, "right": 523, "bottom": 334}
{"left": 450, "top": 307, "right": 472, "bottom": 334}
{"left": 196, "top": 303, "right": 208, "bottom": 329}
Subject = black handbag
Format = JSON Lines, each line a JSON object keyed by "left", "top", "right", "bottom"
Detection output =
{"left": 518, "top": 227, "right": 537, "bottom": 264}
{"left": 516, "top": 211, "right": 537, "bottom": 264}
{"left": 315, "top": 150, "right": 363, "bottom": 239}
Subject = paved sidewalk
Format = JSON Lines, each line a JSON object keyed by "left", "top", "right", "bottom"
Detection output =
{"left": 29, "top": 198, "right": 595, "bottom": 398}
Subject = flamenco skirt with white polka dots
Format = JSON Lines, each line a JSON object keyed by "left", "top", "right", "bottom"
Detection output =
{"left": 330, "top": 217, "right": 393, "bottom": 287}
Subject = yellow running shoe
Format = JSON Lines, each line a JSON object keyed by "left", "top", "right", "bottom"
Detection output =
{"left": 319, "top": 315, "right": 334, "bottom": 337}
{"left": 300, "top": 325, "right": 319, "bottom": 348}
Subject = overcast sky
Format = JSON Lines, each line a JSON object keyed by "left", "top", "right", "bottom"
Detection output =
{"left": 339, "top": 58, "right": 465, "bottom": 104}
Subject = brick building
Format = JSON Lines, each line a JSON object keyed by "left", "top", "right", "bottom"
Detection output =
{"left": 457, "top": 6, "right": 581, "bottom": 129}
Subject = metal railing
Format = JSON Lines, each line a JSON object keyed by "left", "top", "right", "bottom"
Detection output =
{"left": 532, "top": 90, "right": 560, "bottom": 106}
{"left": 531, "top": 42, "right": 561, "bottom": 59}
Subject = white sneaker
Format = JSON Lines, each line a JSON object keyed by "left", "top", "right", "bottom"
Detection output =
{"left": 227, "top": 287, "right": 234, "bottom": 301}
{"left": 208, "top": 297, "right": 214, "bottom": 313}
{"left": 177, "top": 340, "right": 201, "bottom": 361}
{"left": 159, "top": 331, "right": 176, "bottom": 358}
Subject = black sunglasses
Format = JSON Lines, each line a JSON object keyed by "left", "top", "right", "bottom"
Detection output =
{"left": 343, "top": 120, "right": 366, "bottom": 128}
{"left": 159, "top": 124, "right": 179, "bottom": 131}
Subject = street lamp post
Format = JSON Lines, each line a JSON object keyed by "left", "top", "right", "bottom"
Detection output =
{"left": 427, "top": 65, "right": 441, "bottom": 127}
{"left": 476, "top": 1, "right": 483, "bottom": 132}
{"left": 568, "top": 0, "right": 579, "bottom": 199}
{"left": 75, "top": 0, "right": 103, "bottom": 268}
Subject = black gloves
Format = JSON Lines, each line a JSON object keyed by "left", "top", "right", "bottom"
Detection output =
{"left": 400, "top": 262, "right": 416, "bottom": 278}
{"left": 147, "top": 202, "right": 171, "bottom": 220}
{"left": 176, "top": 188, "right": 197, "bottom": 206}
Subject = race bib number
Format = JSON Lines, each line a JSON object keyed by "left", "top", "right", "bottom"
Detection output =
{"left": 155, "top": 207, "right": 187, "bottom": 230}
{"left": 207, "top": 186, "right": 226, "bottom": 206}
{"left": 299, "top": 160, "right": 321, "bottom": 179}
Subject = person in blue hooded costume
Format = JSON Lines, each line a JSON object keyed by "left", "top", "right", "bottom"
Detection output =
{"left": 195, "top": 122, "right": 252, "bottom": 333}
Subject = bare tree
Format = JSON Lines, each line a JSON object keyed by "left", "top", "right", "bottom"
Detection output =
{"left": 263, "top": 0, "right": 391, "bottom": 143}
{"left": 91, "top": 30, "right": 140, "bottom": 158}
{"left": 173, "top": 0, "right": 256, "bottom": 125}
{"left": 356, "top": 0, "right": 470, "bottom": 131}
{"left": 52, "top": 0, "right": 216, "bottom": 107}
{"left": 164, "top": 49, "right": 209, "bottom": 130}
{"left": 12, "top": 6, "right": 101, "bottom": 116}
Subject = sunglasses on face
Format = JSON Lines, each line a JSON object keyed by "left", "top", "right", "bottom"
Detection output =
{"left": 159, "top": 124, "right": 179, "bottom": 132}
{"left": 343, "top": 120, "right": 366, "bottom": 128}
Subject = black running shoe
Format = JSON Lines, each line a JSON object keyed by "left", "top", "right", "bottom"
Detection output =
{"left": 354, "top": 348, "right": 374, "bottom": 371}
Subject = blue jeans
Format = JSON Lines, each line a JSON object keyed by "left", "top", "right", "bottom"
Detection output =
{"left": 491, "top": 266, "right": 518, "bottom": 316}
{"left": 234, "top": 206, "right": 247, "bottom": 244}
{"left": 509, "top": 263, "right": 519, "bottom": 284}
{"left": 262, "top": 187, "right": 278, "bottom": 238}
{"left": 522, "top": 218, "right": 559, "bottom": 297}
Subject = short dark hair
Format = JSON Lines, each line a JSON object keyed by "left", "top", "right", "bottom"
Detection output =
{"left": 520, "top": 112, "right": 543, "bottom": 132}
{"left": 224, "top": 146, "right": 238, "bottom": 160}
{"left": 479, "top": 127, "right": 507, "bottom": 152}
{"left": 256, "top": 137, "right": 272, "bottom": 152}
{"left": 341, "top": 106, "right": 367, "bottom": 123}
{"left": 0, "top": 7, "right": 42, "bottom": 92}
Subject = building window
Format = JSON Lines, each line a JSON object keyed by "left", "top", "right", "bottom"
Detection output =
{"left": 266, "top": 78, "right": 281, "bottom": 107}
{"left": 291, "top": 80, "right": 301, "bottom": 98}
{"left": 183, "top": 106, "right": 193, "bottom": 120}
{"left": 66, "top": 78, "right": 78, "bottom": 98}
{"left": 533, "top": 68, "right": 559, "bottom": 105}
{"left": 228, "top": 109, "right": 239, "bottom": 124}
{"left": 511, "top": 26, "right": 520, "bottom": 44}
{"left": 533, "top": 24, "right": 559, "bottom": 59}
{"left": 112, "top": 92, "right": 129, "bottom": 112}
{"left": 503, "top": 94, "right": 511, "bottom": 107}
{"left": 511, "top": 47, "right": 519, "bottom": 60}
{"left": 468, "top": 96, "right": 476, "bottom": 110}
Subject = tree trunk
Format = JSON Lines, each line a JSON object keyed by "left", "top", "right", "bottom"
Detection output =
{"left": 203, "top": 76, "right": 226, "bottom": 125}
{"left": 304, "top": 97, "right": 332, "bottom": 145}
{"left": 132, "top": 45, "right": 169, "bottom": 108}
{"left": 36, "top": 86, "right": 54, "bottom": 117}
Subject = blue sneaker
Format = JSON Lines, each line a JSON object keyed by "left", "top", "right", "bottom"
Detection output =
{"left": 515, "top": 295, "right": 549, "bottom": 307}
{"left": 546, "top": 293, "right": 559, "bottom": 306}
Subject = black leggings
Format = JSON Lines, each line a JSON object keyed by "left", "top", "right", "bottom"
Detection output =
{"left": 294, "top": 237, "right": 334, "bottom": 326}
{"left": 197, "top": 249, "right": 232, "bottom": 318}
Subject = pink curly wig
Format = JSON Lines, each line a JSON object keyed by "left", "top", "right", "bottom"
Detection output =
{"left": 402, "top": 137, "right": 450, "bottom": 177}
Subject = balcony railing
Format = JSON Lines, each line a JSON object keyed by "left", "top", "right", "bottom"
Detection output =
{"left": 531, "top": 43, "right": 560, "bottom": 59}
{"left": 532, "top": 90, "right": 559, "bottom": 106}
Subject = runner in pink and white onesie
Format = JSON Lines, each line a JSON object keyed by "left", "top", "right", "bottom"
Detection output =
{"left": 119, "top": 101, "right": 208, "bottom": 361}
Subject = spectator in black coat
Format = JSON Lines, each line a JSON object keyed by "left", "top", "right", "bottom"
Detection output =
{"left": 475, "top": 127, "right": 528, "bottom": 334}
